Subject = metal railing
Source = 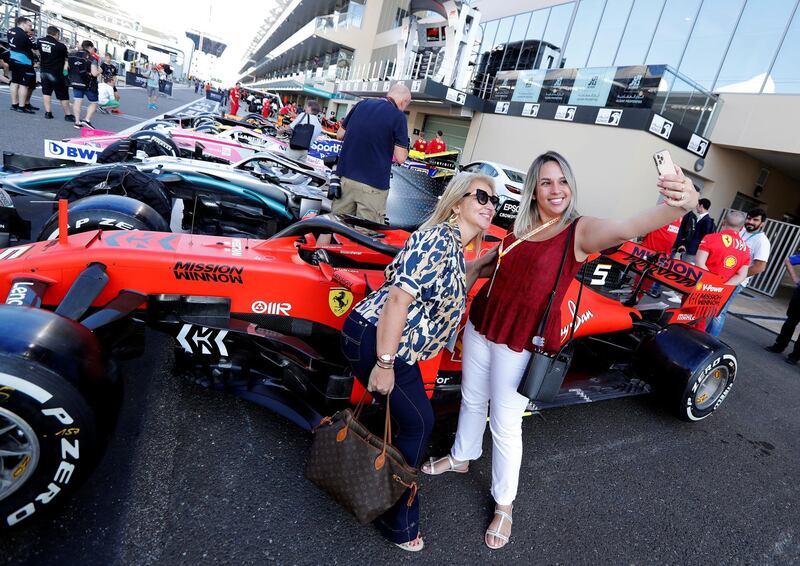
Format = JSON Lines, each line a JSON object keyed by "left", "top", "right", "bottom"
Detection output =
{"left": 718, "top": 208, "right": 800, "bottom": 297}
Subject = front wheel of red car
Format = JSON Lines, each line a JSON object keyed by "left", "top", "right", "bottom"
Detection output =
{"left": 0, "top": 356, "right": 99, "bottom": 530}
{"left": 633, "top": 324, "right": 737, "bottom": 422}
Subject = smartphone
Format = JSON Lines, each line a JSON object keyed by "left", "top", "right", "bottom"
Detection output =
{"left": 653, "top": 149, "right": 676, "bottom": 176}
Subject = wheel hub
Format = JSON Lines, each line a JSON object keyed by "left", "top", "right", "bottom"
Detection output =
{"left": 694, "top": 366, "right": 729, "bottom": 410}
{"left": 0, "top": 407, "right": 40, "bottom": 502}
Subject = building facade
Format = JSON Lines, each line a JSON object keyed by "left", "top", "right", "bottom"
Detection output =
{"left": 239, "top": 0, "right": 800, "bottom": 229}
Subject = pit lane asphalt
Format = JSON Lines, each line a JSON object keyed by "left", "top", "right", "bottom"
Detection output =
{"left": 0, "top": 84, "right": 206, "bottom": 157}
{"left": 0, "top": 95, "right": 798, "bottom": 564}
{"left": 1, "top": 315, "right": 798, "bottom": 565}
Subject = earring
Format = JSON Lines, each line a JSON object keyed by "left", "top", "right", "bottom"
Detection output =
{"left": 448, "top": 211, "right": 459, "bottom": 223}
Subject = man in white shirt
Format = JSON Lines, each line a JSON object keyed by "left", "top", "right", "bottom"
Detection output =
{"left": 282, "top": 100, "right": 324, "bottom": 162}
{"left": 707, "top": 207, "right": 771, "bottom": 336}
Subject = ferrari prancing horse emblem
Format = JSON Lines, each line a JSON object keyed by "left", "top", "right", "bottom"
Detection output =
{"left": 329, "top": 288, "right": 353, "bottom": 317}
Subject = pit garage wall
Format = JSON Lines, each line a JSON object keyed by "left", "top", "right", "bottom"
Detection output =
{"left": 461, "top": 113, "right": 800, "bottom": 221}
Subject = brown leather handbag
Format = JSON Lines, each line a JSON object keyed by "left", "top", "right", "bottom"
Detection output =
{"left": 305, "top": 396, "right": 418, "bottom": 524}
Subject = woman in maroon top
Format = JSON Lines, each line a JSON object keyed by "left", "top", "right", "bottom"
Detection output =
{"left": 422, "top": 150, "right": 698, "bottom": 549}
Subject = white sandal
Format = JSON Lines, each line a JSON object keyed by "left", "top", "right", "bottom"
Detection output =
{"left": 485, "top": 508, "right": 513, "bottom": 550}
{"left": 395, "top": 534, "right": 424, "bottom": 552}
{"left": 421, "top": 455, "right": 468, "bottom": 476}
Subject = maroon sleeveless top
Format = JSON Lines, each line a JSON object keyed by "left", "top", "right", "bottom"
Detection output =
{"left": 470, "top": 219, "right": 583, "bottom": 354}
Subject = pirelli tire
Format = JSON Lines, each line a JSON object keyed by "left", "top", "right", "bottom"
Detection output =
{"left": 128, "top": 130, "right": 180, "bottom": 157}
{"left": 633, "top": 324, "right": 737, "bottom": 422}
{"left": 36, "top": 194, "right": 169, "bottom": 241}
{"left": 0, "top": 307, "right": 115, "bottom": 529}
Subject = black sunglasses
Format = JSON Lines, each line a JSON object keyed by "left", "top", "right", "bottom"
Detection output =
{"left": 464, "top": 188, "right": 500, "bottom": 207}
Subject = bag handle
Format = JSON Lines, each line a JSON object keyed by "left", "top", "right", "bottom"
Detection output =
{"left": 534, "top": 220, "right": 578, "bottom": 348}
{"left": 352, "top": 387, "right": 393, "bottom": 459}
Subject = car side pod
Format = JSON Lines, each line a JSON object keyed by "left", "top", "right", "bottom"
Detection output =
{"left": 632, "top": 324, "right": 737, "bottom": 422}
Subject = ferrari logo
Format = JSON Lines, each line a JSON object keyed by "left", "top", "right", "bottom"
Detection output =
{"left": 328, "top": 288, "right": 353, "bottom": 317}
{"left": 724, "top": 255, "right": 737, "bottom": 268}
{"left": 721, "top": 234, "right": 733, "bottom": 247}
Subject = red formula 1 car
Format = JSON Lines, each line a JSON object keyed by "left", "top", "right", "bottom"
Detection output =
{"left": 0, "top": 215, "right": 737, "bottom": 529}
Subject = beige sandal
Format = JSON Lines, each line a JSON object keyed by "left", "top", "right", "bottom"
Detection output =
{"left": 395, "top": 534, "right": 424, "bottom": 552}
{"left": 421, "top": 454, "right": 469, "bottom": 476}
{"left": 485, "top": 507, "right": 513, "bottom": 549}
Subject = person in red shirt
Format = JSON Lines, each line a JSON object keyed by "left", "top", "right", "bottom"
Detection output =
{"left": 641, "top": 217, "right": 682, "bottom": 256}
{"left": 277, "top": 102, "right": 292, "bottom": 126}
{"left": 696, "top": 210, "right": 750, "bottom": 285}
{"left": 696, "top": 211, "right": 750, "bottom": 336}
{"left": 229, "top": 83, "right": 240, "bottom": 116}
{"left": 426, "top": 130, "right": 447, "bottom": 154}
{"left": 412, "top": 132, "right": 427, "bottom": 153}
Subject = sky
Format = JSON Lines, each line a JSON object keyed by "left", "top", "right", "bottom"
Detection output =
{"left": 124, "top": 0, "right": 275, "bottom": 83}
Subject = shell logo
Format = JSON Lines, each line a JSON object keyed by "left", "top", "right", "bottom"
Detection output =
{"left": 724, "top": 255, "right": 737, "bottom": 268}
{"left": 696, "top": 282, "right": 704, "bottom": 290}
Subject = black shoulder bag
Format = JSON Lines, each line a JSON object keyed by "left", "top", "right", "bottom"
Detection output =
{"left": 517, "top": 221, "right": 584, "bottom": 403}
{"left": 289, "top": 113, "right": 315, "bottom": 150}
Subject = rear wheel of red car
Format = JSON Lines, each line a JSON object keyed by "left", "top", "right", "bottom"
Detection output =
{"left": 633, "top": 324, "right": 737, "bottom": 422}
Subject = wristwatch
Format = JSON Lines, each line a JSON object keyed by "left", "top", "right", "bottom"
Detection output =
{"left": 378, "top": 353, "right": 396, "bottom": 364}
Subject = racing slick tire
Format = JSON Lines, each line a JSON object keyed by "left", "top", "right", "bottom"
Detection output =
{"left": 55, "top": 166, "right": 172, "bottom": 221}
{"left": 36, "top": 194, "right": 169, "bottom": 241}
{"left": 0, "top": 307, "right": 116, "bottom": 529}
{"left": 128, "top": 130, "right": 180, "bottom": 158}
{"left": 633, "top": 324, "right": 737, "bottom": 422}
{"left": 244, "top": 113, "right": 268, "bottom": 123}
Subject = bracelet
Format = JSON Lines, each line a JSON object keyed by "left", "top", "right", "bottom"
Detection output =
{"left": 375, "top": 360, "right": 394, "bottom": 370}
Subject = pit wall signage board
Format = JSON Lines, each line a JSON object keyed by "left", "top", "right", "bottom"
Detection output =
{"left": 568, "top": 67, "right": 617, "bottom": 107}
{"left": 486, "top": 101, "right": 711, "bottom": 159}
{"left": 511, "top": 69, "right": 547, "bottom": 103}
{"left": 125, "top": 71, "right": 173, "bottom": 95}
{"left": 488, "top": 64, "right": 667, "bottom": 110}
{"left": 539, "top": 68, "right": 577, "bottom": 104}
{"left": 607, "top": 65, "right": 665, "bottom": 108}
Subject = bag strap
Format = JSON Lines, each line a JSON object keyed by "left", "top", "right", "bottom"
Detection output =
{"left": 535, "top": 220, "right": 578, "bottom": 343}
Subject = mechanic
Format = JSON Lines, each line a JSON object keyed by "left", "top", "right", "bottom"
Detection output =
{"left": 36, "top": 26, "right": 73, "bottom": 121}
{"left": 340, "top": 172, "right": 499, "bottom": 552}
{"left": 426, "top": 130, "right": 447, "bottom": 154}
{"left": 695, "top": 211, "right": 751, "bottom": 336}
{"left": 412, "top": 132, "right": 427, "bottom": 153}
{"left": 282, "top": 100, "right": 323, "bottom": 162}
{"left": 674, "top": 198, "right": 713, "bottom": 264}
{"left": 7, "top": 16, "right": 38, "bottom": 114}
{"left": 766, "top": 251, "right": 800, "bottom": 364}
{"left": 229, "top": 82, "right": 241, "bottom": 116}
{"left": 422, "top": 150, "right": 698, "bottom": 550}
{"left": 639, "top": 216, "right": 683, "bottom": 300}
{"left": 69, "top": 40, "right": 101, "bottom": 129}
{"left": 332, "top": 83, "right": 411, "bottom": 224}
{"left": 708, "top": 207, "right": 772, "bottom": 338}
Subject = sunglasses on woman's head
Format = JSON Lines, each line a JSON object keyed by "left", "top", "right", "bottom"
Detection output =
{"left": 464, "top": 188, "right": 500, "bottom": 207}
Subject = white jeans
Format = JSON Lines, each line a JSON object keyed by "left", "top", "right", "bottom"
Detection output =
{"left": 451, "top": 321, "right": 531, "bottom": 505}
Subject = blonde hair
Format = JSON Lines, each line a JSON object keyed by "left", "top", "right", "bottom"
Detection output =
{"left": 514, "top": 151, "right": 580, "bottom": 239}
{"left": 419, "top": 172, "right": 496, "bottom": 247}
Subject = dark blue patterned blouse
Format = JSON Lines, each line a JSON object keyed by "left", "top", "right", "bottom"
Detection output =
{"left": 354, "top": 223, "right": 466, "bottom": 364}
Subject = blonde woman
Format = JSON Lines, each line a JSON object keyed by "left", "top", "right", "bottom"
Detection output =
{"left": 340, "top": 172, "right": 499, "bottom": 551}
{"left": 423, "top": 150, "right": 698, "bottom": 549}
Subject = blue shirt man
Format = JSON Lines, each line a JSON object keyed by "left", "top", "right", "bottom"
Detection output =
{"left": 332, "top": 83, "right": 411, "bottom": 224}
